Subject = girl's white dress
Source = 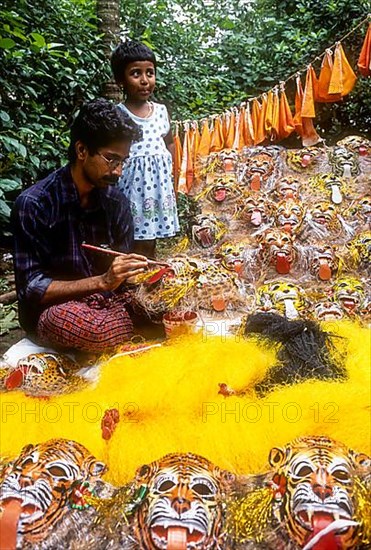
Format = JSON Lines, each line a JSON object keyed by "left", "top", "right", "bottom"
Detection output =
{"left": 118, "top": 102, "right": 179, "bottom": 240}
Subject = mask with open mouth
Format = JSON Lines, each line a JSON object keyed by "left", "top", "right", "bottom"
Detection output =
{"left": 286, "top": 146, "right": 325, "bottom": 173}
{"left": 332, "top": 277, "right": 366, "bottom": 315}
{"left": 190, "top": 214, "right": 227, "bottom": 249}
{"left": 337, "top": 135, "right": 371, "bottom": 159}
{"left": 309, "top": 201, "right": 341, "bottom": 234}
{"left": 258, "top": 229, "right": 296, "bottom": 275}
{"left": 255, "top": 280, "right": 306, "bottom": 320}
{"left": 347, "top": 197, "right": 371, "bottom": 230}
{"left": 267, "top": 436, "right": 370, "bottom": 550}
{"left": 131, "top": 453, "right": 234, "bottom": 550}
{"left": 309, "top": 174, "right": 348, "bottom": 205}
{"left": 241, "top": 151, "right": 275, "bottom": 191}
{"left": 312, "top": 300, "right": 344, "bottom": 321}
{"left": 197, "top": 176, "right": 241, "bottom": 209}
{"left": 275, "top": 198, "right": 306, "bottom": 235}
{"left": 218, "top": 241, "right": 247, "bottom": 275}
{"left": 235, "top": 193, "right": 276, "bottom": 229}
{"left": 274, "top": 176, "right": 301, "bottom": 200}
{"left": 329, "top": 146, "right": 360, "bottom": 179}
{"left": 0, "top": 439, "right": 106, "bottom": 548}
{"left": 308, "top": 245, "right": 339, "bottom": 281}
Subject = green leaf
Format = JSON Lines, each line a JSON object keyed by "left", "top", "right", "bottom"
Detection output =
{"left": 0, "top": 111, "right": 10, "bottom": 122}
{"left": 1, "top": 136, "right": 27, "bottom": 158}
{"left": 0, "top": 178, "right": 21, "bottom": 192}
{"left": 0, "top": 37, "right": 16, "bottom": 49}
{"left": 30, "top": 32, "right": 46, "bottom": 48}
{"left": 0, "top": 198, "right": 11, "bottom": 218}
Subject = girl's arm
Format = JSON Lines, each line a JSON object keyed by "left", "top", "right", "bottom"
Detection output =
{"left": 164, "top": 127, "right": 175, "bottom": 163}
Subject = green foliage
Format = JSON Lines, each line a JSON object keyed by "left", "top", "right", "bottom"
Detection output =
{"left": 0, "top": 303, "right": 19, "bottom": 335}
{"left": 0, "top": 0, "right": 109, "bottom": 236}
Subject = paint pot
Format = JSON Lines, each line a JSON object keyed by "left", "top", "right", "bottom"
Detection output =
{"left": 162, "top": 311, "right": 198, "bottom": 339}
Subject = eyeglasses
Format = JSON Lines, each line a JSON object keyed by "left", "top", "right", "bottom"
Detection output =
{"left": 97, "top": 151, "right": 129, "bottom": 170}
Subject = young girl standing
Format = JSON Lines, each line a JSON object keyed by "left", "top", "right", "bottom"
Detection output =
{"left": 111, "top": 40, "right": 179, "bottom": 258}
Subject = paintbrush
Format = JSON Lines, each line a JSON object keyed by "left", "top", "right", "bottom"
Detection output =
{"left": 81, "top": 243, "right": 170, "bottom": 267}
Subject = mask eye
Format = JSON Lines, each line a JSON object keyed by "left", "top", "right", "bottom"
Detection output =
{"left": 331, "top": 468, "right": 350, "bottom": 483}
{"left": 191, "top": 478, "right": 216, "bottom": 498}
{"left": 155, "top": 475, "right": 177, "bottom": 493}
{"left": 295, "top": 464, "right": 314, "bottom": 477}
{"left": 46, "top": 463, "right": 74, "bottom": 480}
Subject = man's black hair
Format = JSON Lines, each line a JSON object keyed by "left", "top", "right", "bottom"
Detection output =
{"left": 68, "top": 98, "right": 142, "bottom": 163}
{"left": 111, "top": 40, "right": 157, "bottom": 85}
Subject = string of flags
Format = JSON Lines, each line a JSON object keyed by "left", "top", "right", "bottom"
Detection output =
{"left": 173, "top": 16, "right": 371, "bottom": 194}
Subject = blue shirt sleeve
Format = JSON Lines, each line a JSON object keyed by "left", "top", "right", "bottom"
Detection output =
{"left": 11, "top": 194, "right": 53, "bottom": 306}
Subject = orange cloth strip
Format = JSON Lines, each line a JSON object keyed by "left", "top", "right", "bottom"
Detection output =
{"left": 329, "top": 42, "right": 357, "bottom": 96}
{"left": 357, "top": 22, "right": 371, "bottom": 77}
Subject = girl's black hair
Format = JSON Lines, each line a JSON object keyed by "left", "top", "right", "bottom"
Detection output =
{"left": 67, "top": 98, "right": 142, "bottom": 163}
{"left": 111, "top": 40, "right": 157, "bottom": 85}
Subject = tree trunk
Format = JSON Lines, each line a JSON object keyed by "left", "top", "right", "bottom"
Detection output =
{"left": 96, "top": 0, "right": 122, "bottom": 102}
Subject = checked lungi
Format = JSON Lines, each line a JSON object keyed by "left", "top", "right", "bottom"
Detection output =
{"left": 36, "top": 292, "right": 134, "bottom": 352}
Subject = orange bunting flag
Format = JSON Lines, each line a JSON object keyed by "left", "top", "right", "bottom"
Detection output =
{"left": 271, "top": 88, "right": 280, "bottom": 141}
{"left": 328, "top": 42, "right": 357, "bottom": 96}
{"left": 178, "top": 123, "right": 194, "bottom": 194}
{"left": 256, "top": 94, "right": 268, "bottom": 145}
{"left": 210, "top": 116, "right": 224, "bottom": 153}
{"left": 244, "top": 102, "right": 255, "bottom": 146}
{"left": 358, "top": 22, "right": 371, "bottom": 77}
{"left": 192, "top": 123, "right": 200, "bottom": 165}
{"left": 197, "top": 119, "right": 211, "bottom": 158}
{"left": 237, "top": 106, "right": 246, "bottom": 150}
{"left": 264, "top": 90, "right": 274, "bottom": 136}
{"left": 173, "top": 124, "right": 183, "bottom": 191}
{"left": 251, "top": 99, "right": 262, "bottom": 145}
{"left": 278, "top": 84, "right": 295, "bottom": 140}
{"left": 294, "top": 75, "right": 321, "bottom": 147}
{"left": 224, "top": 111, "right": 236, "bottom": 150}
{"left": 317, "top": 50, "right": 342, "bottom": 102}
{"left": 301, "top": 65, "right": 318, "bottom": 118}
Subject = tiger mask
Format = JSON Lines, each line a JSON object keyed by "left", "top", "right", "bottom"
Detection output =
{"left": 131, "top": 452, "right": 235, "bottom": 550}
{"left": 0, "top": 439, "right": 106, "bottom": 546}
{"left": 329, "top": 146, "right": 360, "bottom": 179}
{"left": 268, "top": 436, "right": 370, "bottom": 549}
{"left": 257, "top": 229, "right": 296, "bottom": 275}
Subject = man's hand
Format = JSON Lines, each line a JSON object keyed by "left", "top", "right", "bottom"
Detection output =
{"left": 101, "top": 253, "right": 149, "bottom": 290}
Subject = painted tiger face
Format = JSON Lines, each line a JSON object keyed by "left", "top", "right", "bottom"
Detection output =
{"left": 190, "top": 214, "right": 227, "bottom": 249}
{"left": 332, "top": 277, "right": 365, "bottom": 314}
{"left": 235, "top": 193, "right": 276, "bottom": 228}
{"left": 194, "top": 263, "right": 242, "bottom": 312}
{"left": 132, "top": 453, "right": 234, "bottom": 550}
{"left": 256, "top": 280, "right": 306, "bottom": 319}
{"left": 275, "top": 198, "right": 305, "bottom": 235}
{"left": 346, "top": 231, "right": 371, "bottom": 268}
{"left": 348, "top": 195, "right": 371, "bottom": 227}
{"left": 0, "top": 439, "right": 106, "bottom": 545}
{"left": 268, "top": 436, "right": 370, "bottom": 549}
{"left": 310, "top": 173, "right": 347, "bottom": 204}
{"left": 286, "top": 146, "right": 324, "bottom": 172}
{"left": 308, "top": 244, "right": 339, "bottom": 281}
{"left": 3, "top": 353, "right": 83, "bottom": 396}
{"left": 313, "top": 299, "right": 344, "bottom": 321}
{"left": 219, "top": 151, "right": 238, "bottom": 173}
{"left": 242, "top": 151, "right": 275, "bottom": 191}
{"left": 309, "top": 201, "right": 340, "bottom": 232}
{"left": 218, "top": 241, "right": 246, "bottom": 274}
{"left": 337, "top": 135, "right": 371, "bottom": 158}
{"left": 258, "top": 229, "right": 296, "bottom": 275}
{"left": 202, "top": 176, "right": 241, "bottom": 206}
{"left": 274, "top": 176, "right": 301, "bottom": 200}
{"left": 329, "top": 146, "right": 360, "bottom": 178}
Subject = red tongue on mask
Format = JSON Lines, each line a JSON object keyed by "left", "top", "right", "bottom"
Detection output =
{"left": 318, "top": 259, "right": 332, "bottom": 281}
{"left": 275, "top": 252, "right": 291, "bottom": 274}
{"left": 251, "top": 173, "right": 261, "bottom": 191}
{"left": 167, "top": 526, "right": 188, "bottom": 550}
{"left": 301, "top": 153, "right": 312, "bottom": 167}
{"left": 214, "top": 188, "right": 226, "bottom": 202}
{"left": 307, "top": 512, "right": 339, "bottom": 550}
{"left": 0, "top": 499, "right": 22, "bottom": 550}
